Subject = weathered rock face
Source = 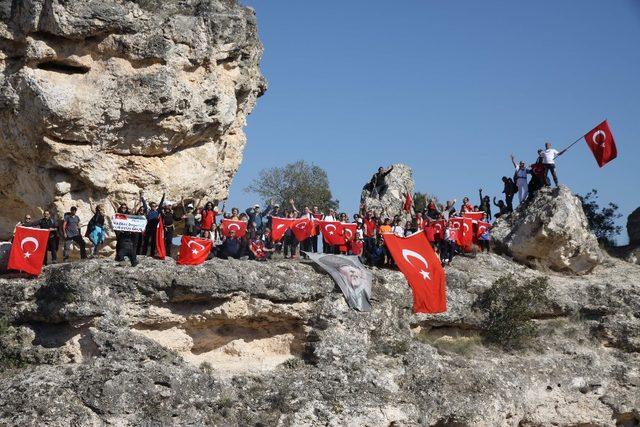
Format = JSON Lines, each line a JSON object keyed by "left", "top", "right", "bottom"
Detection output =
{"left": 360, "top": 163, "right": 414, "bottom": 218}
{"left": 0, "top": 255, "right": 639, "bottom": 425}
{"left": 0, "top": 0, "right": 266, "bottom": 237}
{"left": 628, "top": 207, "right": 640, "bottom": 246}
{"left": 492, "top": 185, "right": 603, "bottom": 275}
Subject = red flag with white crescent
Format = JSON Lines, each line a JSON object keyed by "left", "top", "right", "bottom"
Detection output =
{"left": 220, "top": 219, "right": 247, "bottom": 238}
{"left": 249, "top": 240, "right": 267, "bottom": 260}
{"left": 476, "top": 221, "right": 491, "bottom": 239}
{"left": 291, "top": 217, "right": 313, "bottom": 241}
{"left": 156, "top": 216, "right": 166, "bottom": 260}
{"left": 432, "top": 220, "right": 445, "bottom": 241}
{"left": 271, "top": 217, "right": 294, "bottom": 242}
{"left": 584, "top": 120, "right": 617, "bottom": 167}
{"left": 8, "top": 226, "right": 50, "bottom": 276}
{"left": 177, "top": 235, "right": 212, "bottom": 265}
{"left": 423, "top": 223, "right": 436, "bottom": 243}
{"left": 458, "top": 217, "right": 474, "bottom": 251}
{"left": 319, "top": 221, "right": 346, "bottom": 246}
{"left": 342, "top": 223, "right": 358, "bottom": 242}
{"left": 382, "top": 231, "right": 446, "bottom": 313}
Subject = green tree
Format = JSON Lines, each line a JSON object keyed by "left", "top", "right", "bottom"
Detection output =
{"left": 577, "top": 189, "right": 622, "bottom": 246}
{"left": 244, "top": 161, "right": 339, "bottom": 212}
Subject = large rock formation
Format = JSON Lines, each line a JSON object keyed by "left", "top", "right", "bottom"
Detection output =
{"left": 0, "top": 255, "right": 639, "bottom": 425}
{"left": 628, "top": 207, "right": 640, "bottom": 246}
{"left": 360, "top": 163, "right": 415, "bottom": 218}
{"left": 492, "top": 185, "right": 603, "bottom": 274}
{"left": 0, "top": 0, "right": 266, "bottom": 238}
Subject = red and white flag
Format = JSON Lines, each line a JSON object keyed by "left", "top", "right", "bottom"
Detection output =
{"left": 249, "top": 240, "right": 267, "bottom": 260}
{"left": 382, "top": 231, "right": 446, "bottom": 313}
{"left": 177, "top": 236, "right": 212, "bottom": 265}
{"left": 459, "top": 217, "right": 474, "bottom": 251}
{"left": 584, "top": 120, "right": 617, "bottom": 167}
{"left": 433, "top": 220, "right": 446, "bottom": 241}
{"left": 271, "top": 217, "right": 294, "bottom": 242}
{"left": 291, "top": 217, "right": 313, "bottom": 241}
{"left": 463, "top": 211, "right": 484, "bottom": 222}
{"left": 220, "top": 219, "right": 247, "bottom": 238}
{"left": 156, "top": 216, "right": 166, "bottom": 260}
{"left": 319, "top": 221, "right": 346, "bottom": 246}
{"left": 342, "top": 223, "right": 358, "bottom": 242}
{"left": 476, "top": 221, "right": 491, "bottom": 239}
{"left": 8, "top": 226, "right": 50, "bottom": 276}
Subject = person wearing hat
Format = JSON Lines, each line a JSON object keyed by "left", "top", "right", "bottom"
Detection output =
{"left": 245, "top": 200, "right": 274, "bottom": 234}
{"left": 181, "top": 200, "right": 198, "bottom": 237}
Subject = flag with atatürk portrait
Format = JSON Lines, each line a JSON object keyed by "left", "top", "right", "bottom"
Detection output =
{"left": 305, "top": 252, "right": 372, "bottom": 312}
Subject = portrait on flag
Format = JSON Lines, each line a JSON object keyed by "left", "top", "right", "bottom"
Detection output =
{"left": 306, "top": 252, "right": 372, "bottom": 312}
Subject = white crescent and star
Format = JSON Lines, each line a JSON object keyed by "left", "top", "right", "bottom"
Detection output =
{"left": 228, "top": 223, "right": 241, "bottom": 232}
{"left": 463, "top": 223, "right": 470, "bottom": 233}
{"left": 187, "top": 239, "right": 205, "bottom": 255}
{"left": 20, "top": 236, "right": 39, "bottom": 259}
{"left": 325, "top": 224, "right": 337, "bottom": 236}
{"left": 401, "top": 249, "right": 431, "bottom": 281}
{"left": 452, "top": 221, "right": 461, "bottom": 229}
{"left": 593, "top": 130, "right": 607, "bottom": 146}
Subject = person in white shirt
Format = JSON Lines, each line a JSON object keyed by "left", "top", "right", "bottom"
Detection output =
{"left": 510, "top": 155, "right": 529, "bottom": 204}
{"left": 542, "top": 142, "right": 566, "bottom": 187}
{"left": 392, "top": 219, "right": 404, "bottom": 237}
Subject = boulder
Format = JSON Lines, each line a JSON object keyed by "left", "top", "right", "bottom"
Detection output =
{"left": 0, "top": 254, "right": 639, "bottom": 425}
{"left": 360, "top": 163, "right": 414, "bottom": 219}
{"left": 0, "top": 0, "right": 266, "bottom": 239}
{"left": 491, "top": 185, "right": 603, "bottom": 274}
{"left": 627, "top": 207, "right": 640, "bottom": 246}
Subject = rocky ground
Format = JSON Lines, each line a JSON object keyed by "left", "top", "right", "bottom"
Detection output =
{"left": 0, "top": 250, "right": 638, "bottom": 426}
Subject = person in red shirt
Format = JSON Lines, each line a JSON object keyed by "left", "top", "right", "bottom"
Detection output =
{"left": 200, "top": 202, "right": 219, "bottom": 239}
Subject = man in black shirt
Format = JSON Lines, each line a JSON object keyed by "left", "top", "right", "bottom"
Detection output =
{"left": 367, "top": 166, "right": 394, "bottom": 199}
{"left": 38, "top": 210, "right": 59, "bottom": 265}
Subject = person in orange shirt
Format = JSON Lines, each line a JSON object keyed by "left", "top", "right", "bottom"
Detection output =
{"left": 379, "top": 218, "right": 392, "bottom": 235}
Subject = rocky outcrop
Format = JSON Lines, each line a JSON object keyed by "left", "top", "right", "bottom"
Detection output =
{"left": 360, "top": 163, "right": 414, "bottom": 219}
{"left": 1, "top": 254, "right": 639, "bottom": 425}
{"left": 492, "top": 185, "right": 603, "bottom": 275}
{"left": 0, "top": 0, "right": 266, "bottom": 238}
{"left": 628, "top": 207, "right": 640, "bottom": 246}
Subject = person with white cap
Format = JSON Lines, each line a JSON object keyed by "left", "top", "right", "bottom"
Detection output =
{"left": 180, "top": 198, "right": 198, "bottom": 237}
{"left": 245, "top": 200, "right": 274, "bottom": 234}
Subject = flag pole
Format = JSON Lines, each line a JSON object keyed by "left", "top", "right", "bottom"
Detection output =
{"left": 560, "top": 135, "right": 584, "bottom": 155}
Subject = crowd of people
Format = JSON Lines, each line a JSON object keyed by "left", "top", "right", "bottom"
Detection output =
{"left": 12, "top": 143, "right": 564, "bottom": 269}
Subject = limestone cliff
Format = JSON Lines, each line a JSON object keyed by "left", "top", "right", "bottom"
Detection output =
{"left": 0, "top": 0, "right": 266, "bottom": 237}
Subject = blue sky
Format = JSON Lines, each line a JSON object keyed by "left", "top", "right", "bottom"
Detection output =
{"left": 229, "top": 0, "right": 640, "bottom": 243}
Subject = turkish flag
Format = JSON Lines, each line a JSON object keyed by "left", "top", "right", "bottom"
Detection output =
{"left": 463, "top": 212, "right": 484, "bottom": 222}
{"left": 342, "top": 223, "right": 358, "bottom": 242}
{"left": 404, "top": 192, "right": 413, "bottom": 213}
{"left": 156, "top": 216, "right": 166, "bottom": 260}
{"left": 319, "top": 221, "right": 346, "bottom": 246}
{"left": 312, "top": 213, "right": 323, "bottom": 221}
{"left": 220, "top": 219, "right": 247, "bottom": 238}
{"left": 432, "top": 220, "right": 446, "bottom": 241}
{"left": 177, "top": 235, "right": 212, "bottom": 265}
{"left": 8, "top": 226, "right": 50, "bottom": 276}
{"left": 271, "top": 217, "right": 294, "bottom": 242}
{"left": 291, "top": 217, "right": 313, "bottom": 241}
{"left": 349, "top": 239, "right": 364, "bottom": 256}
{"left": 423, "top": 224, "right": 436, "bottom": 243}
{"left": 458, "top": 217, "right": 474, "bottom": 251}
{"left": 250, "top": 240, "right": 266, "bottom": 260}
{"left": 476, "top": 221, "right": 491, "bottom": 239}
{"left": 584, "top": 120, "right": 617, "bottom": 167}
{"left": 382, "top": 232, "right": 446, "bottom": 313}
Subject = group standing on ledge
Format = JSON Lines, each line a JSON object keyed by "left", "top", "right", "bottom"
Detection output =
{"left": 10, "top": 142, "right": 563, "bottom": 269}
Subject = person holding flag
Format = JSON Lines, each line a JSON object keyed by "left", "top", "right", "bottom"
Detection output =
{"left": 541, "top": 142, "right": 567, "bottom": 187}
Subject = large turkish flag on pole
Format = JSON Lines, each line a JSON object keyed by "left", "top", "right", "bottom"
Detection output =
{"left": 319, "top": 221, "right": 346, "bottom": 246}
{"left": 220, "top": 219, "right": 247, "bottom": 238}
{"left": 271, "top": 217, "right": 293, "bottom": 242}
{"left": 156, "top": 216, "right": 166, "bottom": 260}
{"left": 584, "top": 120, "right": 617, "bottom": 167}
{"left": 177, "top": 236, "right": 212, "bottom": 265}
{"left": 291, "top": 217, "right": 313, "bottom": 241}
{"left": 382, "top": 231, "right": 446, "bottom": 313}
{"left": 8, "top": 226, "right": 50, "bottom": 276}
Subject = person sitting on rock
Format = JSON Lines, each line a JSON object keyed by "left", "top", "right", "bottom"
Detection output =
{"left": 366, "top": 165, "right": 394, "bottom": 199}
{"left": 219, "top": 229, "right": 242, "bottom": 259}
{"left": 493, "top": 197, "right": 511, "bottom": 219}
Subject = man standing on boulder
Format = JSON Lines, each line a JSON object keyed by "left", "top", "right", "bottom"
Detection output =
{"left": 367, "top": 165, "right": 394, "bottom": 199}
{"left": 541, "top": 142, "right": 566, "bottom": 187}
{"left": 511, "top": 155, "right": 529, "bottom": 205}
{"left": 63, "top": 206, "right": 86, "bottom": 261}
